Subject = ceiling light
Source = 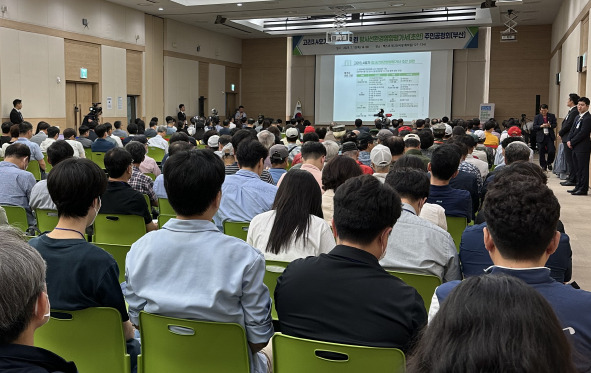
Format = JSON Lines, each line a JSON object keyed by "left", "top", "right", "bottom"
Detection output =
{"left": 158, "top": 7, "right": 164, "bottom": 10}
{"left": 390, "top": 3, "right": 405, "bottom": 6}
{"left": 237, "top": 3, "right": 243, "bottom": 6}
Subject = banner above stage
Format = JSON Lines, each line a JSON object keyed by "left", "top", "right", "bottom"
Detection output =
{"left": 292, "top": 27, "right": 479, "bottom": 56}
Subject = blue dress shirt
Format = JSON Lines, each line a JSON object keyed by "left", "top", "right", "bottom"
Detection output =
{"left": 124, "top": 218, "right": 274, "bottom": 373}
{"left": 0, "top": 161, "right": 37, "bottom": 225}
{"left": 16, "top": 137, "right": 44, "bottom": 161}
{"left": 214, "top": 170, "right": 277, "bottom": 230}
{"left": 153, "top": 174, "right": 167, "bottom": 199}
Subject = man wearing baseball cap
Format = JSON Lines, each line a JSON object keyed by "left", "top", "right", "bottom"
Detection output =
{"left": 404, "top": 133, "right": 430, "bottom": 168}
{"left": 370, "top": 144, "right": 392, "bottom": 183}
{"left": 268, "top": 144, "right": 289, "bottom": 184}
{"left": 284, "top": 127, "right": 301, "bottom": 163}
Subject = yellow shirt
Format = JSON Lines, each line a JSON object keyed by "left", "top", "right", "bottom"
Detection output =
{"left": 484, "top": 131, "right": 499, "bottom": 146}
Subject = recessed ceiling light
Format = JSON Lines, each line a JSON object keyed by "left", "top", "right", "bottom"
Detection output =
{"left": 158, "top": 7, "right": 164, "bottom": 10}
{"left": 237, "top": 3, "right": 243, "bottom": 6}
{"left": 390, "top": 3, "right": 405, "bottom": 6}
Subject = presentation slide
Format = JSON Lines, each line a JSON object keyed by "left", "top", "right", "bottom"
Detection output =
{"left": 333, "top": 52, "right": 431, "bottom": 121}
{"left": 314, "top": 50, "right": 453, "bottom": 125}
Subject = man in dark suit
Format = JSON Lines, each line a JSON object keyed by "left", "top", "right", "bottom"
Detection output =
{"left": 9, "top": 99, "right": 23, "bottom": 125}
{"left": 567, "top": 97, "right": 591, "bottom": 195}
{"left": 177, "top": 104, "right": 186, "bottom": 124}
{"left": 533, "top": 104, "right": 557, "bottom": 171}
{"left": 559, "top": 93, "right": 580, "bottom": 186}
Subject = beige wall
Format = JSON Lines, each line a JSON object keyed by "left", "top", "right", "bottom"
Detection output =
{"left": 552, "top": 0, "right": 591, "bottom": 51}
{"left": 144, "top": 14, "right": 164, "bottom": 122}
{"left": 101, "top": 45, "right": 127, "bottom": 121}
{"left": 290, "top": 55, "right": 315, "bottom": 123}
{"left": 208, "top": 64, "right": 226, "bottom": 119}
{"left": 163, "top": 56, "right": 200, "bottom": 118}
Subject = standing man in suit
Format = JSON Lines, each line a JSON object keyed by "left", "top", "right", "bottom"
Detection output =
{"left": 10, "top": 99, "right": 23, "bottom": 125}
{"left": 177, "top": 104, "right": 186, "bottom": 124}
{"left": 533, "top": 104, "right": 557, "bottom": 171}
{"left": 567, "top": 97, "right": 591, "bottom": 196}
{"left": 559, "top": 93, "right": 580, "bottom": 186}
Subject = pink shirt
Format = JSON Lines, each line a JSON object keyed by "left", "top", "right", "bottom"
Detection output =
{"left": 139, "top": 155, "right": 161, "bottom": 176}
{"left": 278, "top": 163, "right": 323, "bottom": 193}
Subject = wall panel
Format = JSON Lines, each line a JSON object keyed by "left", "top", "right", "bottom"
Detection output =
{"left": 65, "top": 39, "right": 100, "bottom": 83}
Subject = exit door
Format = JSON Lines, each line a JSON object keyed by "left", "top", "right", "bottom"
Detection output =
{"left": 226, "top": 92, "right": 237, "bottom": 120}
{"left": 66, "top": 83, "right": 94, "bottom": 132}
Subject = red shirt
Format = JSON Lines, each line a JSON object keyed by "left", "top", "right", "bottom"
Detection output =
{"left": 357, "top": 160, "right": 374, "bottom": 175}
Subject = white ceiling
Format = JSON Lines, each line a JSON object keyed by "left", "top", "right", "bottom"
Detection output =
{"left": 107, "top": 0, "right": 561, "bottom": 38}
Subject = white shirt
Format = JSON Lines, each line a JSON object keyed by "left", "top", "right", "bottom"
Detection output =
{"left": 39, "top": 138, "right": 56, "bottom": 153}
{"left": 65, "top": 139, "right": 86, "bottom": 158}
{"left": 247, "top": 210, "right": 335, "bottom": 262}
{"left": 147, "top": 134, "right": 169, "bottom": 154}
{"left": 110, "top": 134, "right": 124, "bottom": 148}
{"left": 321, "top": 188, "right": 335, "bottom": 224}
{"left": 419, "top": 203, "right": 447, "bottom": 230}
{"left": 465, "top": 154, "right": 489, "bottom": 179}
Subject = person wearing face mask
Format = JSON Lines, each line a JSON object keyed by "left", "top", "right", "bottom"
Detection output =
{"left": 0, "top": 226, "right": 77, "bottom": 372}
{"left": 379, "top": 168, "right": 460, "bottom": 282}
{"left": 274, "top": 175, "right": 427, "bottom": 353}
{"left": 28, "top": 158, "right": 140, "bottom": 373}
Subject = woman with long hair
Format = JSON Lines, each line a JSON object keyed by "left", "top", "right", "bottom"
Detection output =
{"left": 247, "top": 170, "right": 335, "bottom": 262}
{"left": 407, "top": 274, "right": 578, "bottom": 373}
{"left": 321, "top": 156, "right": 363, "bottom": 223}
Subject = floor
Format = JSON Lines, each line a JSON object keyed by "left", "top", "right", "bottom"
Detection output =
{"left": 546, "top": 167, "right": 591, "bottom": 290}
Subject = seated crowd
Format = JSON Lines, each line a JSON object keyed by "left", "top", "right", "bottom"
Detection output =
{"left": 0, "top": 111, "right": 590, "bottom": 373}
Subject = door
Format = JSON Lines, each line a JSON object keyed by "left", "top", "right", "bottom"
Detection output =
{"left": 127, "top": 96, "right": 137, "bottom": 125}
{"left": 65, "top": 83, "right": 95, "bottom": 132}
{"left": 226, "top": 92, "right": 237, "bottom": 120}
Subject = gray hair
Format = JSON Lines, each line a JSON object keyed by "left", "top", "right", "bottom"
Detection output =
{"left": 323, "top": 140, "right": 340, "bottom": 162}
{"left": 505, "top": 141, "right": 531, "bottom": 165}
{"left": 157, "top": 126, "right": 167, "bottom": 133}
{"left": 257, "top": 130, "right": 275, "bottom": 150}
{"left": 0, "top": 226, "right": 46, "bottom": 344}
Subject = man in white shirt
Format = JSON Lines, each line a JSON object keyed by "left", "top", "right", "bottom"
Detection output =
{"left": 62, "top": 128, "right": 86, "bottom": 158}
{"left": 458, "top": 134, "right": 488, "bottom": 179}
{"left": 40, "top": 126, "right": 60, "bottom": 153}
{"left": 30, "top": 141, "right": 74, "bottom": 212}
{"left": 103, "top": 123, "right": 123, "bottom": 148}
{"left": 147, "top": 126, "right": 169, "bottom": 154}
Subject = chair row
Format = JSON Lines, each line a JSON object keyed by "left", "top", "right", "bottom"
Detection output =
{"left": 36, "top": 308, "right": 406, "bottom": 373}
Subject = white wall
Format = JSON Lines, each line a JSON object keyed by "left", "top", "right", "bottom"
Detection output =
{"left": 101, "top": 45, "right": 127, "bottom": 119}
{"left": 552, "top": 0, "right": 591, "bottom": 51}
{"left": 1, "top": 0, "right": 145, "bottom": 45}
{"left": 560, "top": 24, "right": 581, "bottom": 118}
{"left": 208, "top": 64, "right": 226, "bottom": 116}
{"left": 0, "top": 28, "right": 65, "bottom": 118}
{"left": 163, "top": 56, "right": 199, "bottom": 118}
{"left": 290, "top": 55, "right": 315, "bottom": 121}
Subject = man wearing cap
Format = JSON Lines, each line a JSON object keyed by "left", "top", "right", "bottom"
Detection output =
{"left": 342, "top": 141, "right": 373, "bottom": 175}
{"left": 403, "top": 134, "right": 430, "bottom": 168}
{"left": 147, "top": 126, "right": 169, "bottom": 154}
{"left": 370, "top": 144, "right": 391, "bottom": 183}
{"left": 533, "top": 104, "right": 557, "bottom": 171}
{"left": 377, "top": 129, "right": 394, "bottom": 144}
{"left": 268, "top": 144, "right": 288, "bottom": 184}
{"left": 473, "top": 130, "right": 494, "bottom": 168}
{"left": 432, "top": 123, "right": 446, "bottom": 145}
{"left": 330, "top": 123, "right": 346, "bottom": 143}
{"left": 285, "top": 127, "right": 301, "bottom": 163}
{"left": 358, "top": 132, "right": 375, "bottom": 167}
{"left": 493, "top": 126, "right": 529, "bottom": 166}
{"left": 207, "top": 135, "right": 220, "bottom": 153}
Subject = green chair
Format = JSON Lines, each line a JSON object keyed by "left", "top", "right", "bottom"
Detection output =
{"left": 91, "top": 152, "right": 106, "bottom": 169}
{"left": 147, "top": 146, "right": 165, "bottom": 163}
{"left": 94, "top": 243, "right": 132, "bottom": 283}
{"left": 84, "top": 147, "right": 92, "bottom": 159}
{"left": 36, "top": 209, "right": 59, "bottom": 233}
{"left": 93, "top": 214, "right": 146, "bottom": 245}
{"left": 43, "top": 153, "right": 52, "bottom": 173}
{"left": 35, "top": 307, "right": 130, "bottom": 373}
{"left": 264, "top": 260, "right": 289, "bottom": 320}
{"left": 272, "top": 333, "right": 405, "bottom": 373}
{"left": 158, "top": 198, "right": 175, "bottom": 215}
{"left": 2, "top": 205, "right": 29, "bottom": 231}
{"left": 446, "top": 216, "right": 468, "bottom": 252}
{"left": 158, "top": 214, "right": 174, "bottom": 228}
{"left": 26, "top": 159, "right": 42, "bottom": 181}
{"left": 138, "top": 312, "right": 250, "bottom": 373}
{"left": 144, "top": 172, "right": 156, "bottom": 181}
{"left": 223, "top": 221, "right": 250, "bottom": 241}
{"left": 387, "top": 270, "right": 442, "bottom": 310}
{"left": 143, "top": 194, "right": 151, "bottom": 209}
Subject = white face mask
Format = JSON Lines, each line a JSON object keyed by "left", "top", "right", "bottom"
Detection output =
{"left": 88, "top": 197, "right": 101, "bottom": 227}
{"left": 35, "top": 292, "right": 51, "bottom": 320}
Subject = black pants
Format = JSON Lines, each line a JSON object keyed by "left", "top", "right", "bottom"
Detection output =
{"left": 563, "top": 142, "right": 575, "bottom": 181}
{"left": 530, "top": 130, "right": 538, "bottom": 150}
{"left": 537, "top": 136, "right": 556, "bottom": 170}
{"left": 572, "top": 150, "right": 590, "bottom": 192}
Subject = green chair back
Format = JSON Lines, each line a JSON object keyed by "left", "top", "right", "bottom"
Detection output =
{"left": 94, "top": 214, "right": 146, "bottom": 245}
{"left": 387, "top": 270, "right": 442, "bottom": 310}
{"left": 223, "top": 221, "right": 250, "bottom": 241}
{"left": 91, "top": 152, "right": 106, "bottom": 169}
{"left": 446, "top": 216, "right": 468, "bottom": 252}
{"left": 143, "top": 194, "right": 151, "bottom": 209}
{"left": 158, "top": 214, "right": 174, "bottom": 228}
{"left": 272, "top": 333, "right": 405, "bottom": 373}
{"left": 36, "top": 209, "right": 59, "bottom": 233}
{"left": 35, "top": 307, "right": 130, "bottom": 373}
{"left": 84, "top": 147, "right": 92, "bottom": 159}
{"left": 145, "top": 172, "right": 156, "bottom": 181}
{"left": 27, "top": 159, "right": 42, "bottom": 181}
{"left": 138, "top": 312, "right": 250, "bottom": 373}
{"left": 147, "top": 146, "right": 165, "bottom": 163}
{"left": 264, "top": 260, "right": 289, "bottom": 320}
{"left": 43, "top": 153, "right": 52, "bottom": 173}
{"left": 94, "top": 243, "right": 132, "bottom": 284}
{"left": 2, "top": 205, "right": 29, "bottom": 231}
{"left": 158, "top": 198, "right": 175, "bottom": 215}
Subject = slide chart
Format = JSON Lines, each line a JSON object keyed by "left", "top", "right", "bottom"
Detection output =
{"left": 333, "top": 52, "right": 431, "bottom": 121}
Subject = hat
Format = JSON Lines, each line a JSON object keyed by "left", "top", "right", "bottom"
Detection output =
{"left": 304, "top": 126, "right": 316, "bottom": 134}
{"left": 341, "top": 141, "right": 358, "bottom": 152}
{"left": 398, "top": 126, "right": 412, "bottom": 132}
{"left": 474, "top": 130, "right": 486, "bottom": 140}
{"left": 377, "top": 129, "right": 394, "bottom": 142}
{"left": 285, "top": 127, "right": 299, "bottom": 139}
{"left": 207, "top": 135, "right": 220, "bottom": 148}
{"left": 332, "top": 124, "right": 345, "bottom": 132}
{"left": 370, "top": 144, "right": 392, "bottom": 167}
{"left": 507, "top": 126, "right": 522, "bottom": 137}
{"left": 269, "top": 144, "right": 289, "bottom": 161}
{"left": 403, "top": 133, "right": 420, "bottom": 141}
{"left": 444, "top": 124, "right": 453, "bottom": 136}
{"left": 357, "top": 132, "right": 374, "bottom": 144}
{"left": 432, "top": 123, "right": 446, "bottom": 136}
{"left": 222, "top": 143, "right": 234, "bottom": 156}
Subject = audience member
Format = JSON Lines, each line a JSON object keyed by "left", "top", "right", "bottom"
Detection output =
{"left": 275, "top": 175, "right": 426, "bottom": 352}
{"left": 382, "top": 136, "right": 405, "bottom": 168}
{"left": 279, "top": 141, "right": 326, "bottom": 189}
{"left": 100, "top": 148, "right": 158, "bottom": 232}
{"left": 248, "top": 170, "right": 335, "bottom": 262}
{"left": 166, "top": 117, "right": 177, "bottom": 135}
{"left": 407, "top": 275, "right": 578, "bottom": 373}
{"left": 291, "top": 132, "right": 319, "bottom": 166}
{"left": 28, "top": 158, "right": 139, "bottom": 372}
{"left": 267, "top": 144, "right": 288, "bottom": 184}
{"left": 146, "top": 125, "right": 168, "bottom": 154}
{"left": 125, "top": 141, "right": 158, "bottom": 208}
{"left": 481, "top": 140, "right": 531, "bottom": 200}
{"left": 112, "top": 120, "right": 128, "bottom": 138}
{"left": 153, "top": 141, "right": 193, "bottom": 199}
{"left": 91, "top": 124, "right": 116, "bottom": 152}
{"left": 418, "top": 129, "right": 435, "bottom": 159}
{"left": 62, "top": 128, "right": 85, "bottom": 158}
{"left": 357, "top": 132, "right": 375, "bottom": 166}
{"left": 226, "top": 130, "right": 275, "bottom": 184}
{"left": 125, "top": 149, "right": 273, "bottom": 373}
{"left": 30, "top": 121, "right": 50, "bottom": 146}
{"left": 0, "top": 226, "right": 77, "bottom": 372}
{"left": 30, "top": 141, "right": 74, "bottom": 212}
{"left": 341, "top": 141, "right": 373, "bottom": 174}
{"left": 16, "top": 122, "right": 46, "bottom": 172}
{"left": 370, "top": 144, "right": 391, "bottom": 183}
{"left": 321, "top": 156, "right": 363, "bottom": 223}
{"left": 214, "top": 140, "right": 277, "bottom": 230}
{"left": 458, "top": 134, "right": 488, "bottom": 179}
{"left": 403, "top": 134, "right": 430, "bottom": 167}
{"left": 285, "top": 127, "right": 301, "bottom": 162}
{"left": 427, "top": 145, "right": 472, "bottom": 222}
{"left": 447, "top": 142, "right": 479, "bottom": 219}
{"left": 322, "top": 140, "right": 339, "bottom": 163}
{"left": 39, "top": 126, "right": 60, "bottom": 153}
{"left": 76, "top": 126, "right": 93, "bottom": 149}
{"left": 104, "top": 122, "right": 123, "bottom": 148}
{"left": 0, "top": 143, "right": 36, "bottom": 226}
{"left": 0, "top": 124, "right": 18, "bottom": 156}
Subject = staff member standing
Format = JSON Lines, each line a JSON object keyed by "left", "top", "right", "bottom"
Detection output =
{"left": 533, "top": 104, "right": 557, "bottom": 171}
{"left": 567, "top": 97, "right": 591, "bottom": 196}
{"left": 559, "top": 93, "right": 580, "bottom": 187}
{"left": 10, "top": 99, "right": 23, "bottom": 125}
